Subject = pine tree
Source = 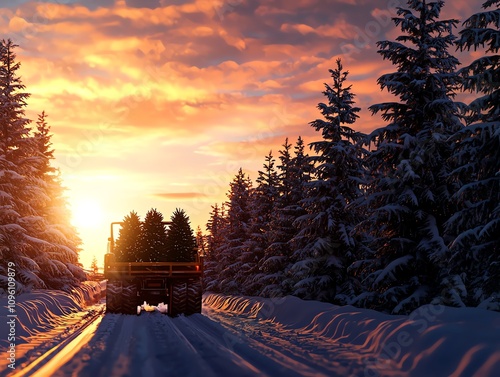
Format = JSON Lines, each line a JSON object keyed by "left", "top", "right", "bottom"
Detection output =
{"left": 141, "top": 208, "right": 168, "bottom": 262}
{"left": 291, "top": 59, "right": 366, "bottom": 303}
{"left": 195, "top": 225, "right": 206, "bottom": 257}
{"left": 446, "top": 0, "right": 500, "bottom": 308}
{"left": 0, "top": 39, "right": 31, "bottom": 163}
{"left": 32, "top": 112, "right": 54, "bottom": 178}
{"left": 239, "top": 151, "right": 278, "bottom": 295}
{"left": 281, "top": 136, "right": 312, "bottom": 295}
{"left": 165, "top": 208, "right": 197, "bottom": 262}
{"left": 30, "top": 112, "right": 84, "bottom": 289}
{"left": 204, "top": 203, "right": 227, "bottom": 292}
{"left": 218, "top": 168, "right": 252, "bottom": 294}
{"left": 0, "top": 40, "right": 84, "bottom": 291}
{"left": 35, "top": 112, "right": 80, "bottom": 256}
{"left": 114, "top": 211, "right": 142, "bottom": 262}
{"left": 457, "top": 0, "right": 500, "bottom": 126}
{"left": 35, "top": 112, "right": 82, "bottom": 263}
{"left": 258, "top": 139, "right": 294, "bottom": 297}
{"left": 277, "top": 138, "right": 294, "bottom": 204}
{"left": 90, "top": 256, "right": 99, "bottom": 279}
{"left": 360, "top": 0, "right": 464, "bottom": 313}
{"left": 0, "top": 39, "right": 41, "bottom": 290}
{"left": 258, "top": 137, "right": 312, "bottom": 297}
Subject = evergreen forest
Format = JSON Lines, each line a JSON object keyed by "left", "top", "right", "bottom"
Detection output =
{"left": 202, "top": 1, "right": 500, "bottom": 313}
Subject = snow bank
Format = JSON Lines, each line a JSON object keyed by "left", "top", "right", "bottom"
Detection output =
{"left": 0, "top": 291, "right": 80, "bottom": 348}
{"left": 0, "top": 281, "right": 102, "bottom": 350}
{"left": 204, "top": 294, "right": 500, "bottom": 376}
{"left": 71, "top": 280, "right": 104, "bottom": 306}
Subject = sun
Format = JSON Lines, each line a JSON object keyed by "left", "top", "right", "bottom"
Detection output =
{"left": 71, "top": 198, "right": 104, "bottom": 229}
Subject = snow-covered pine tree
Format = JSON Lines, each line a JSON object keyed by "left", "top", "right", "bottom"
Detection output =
{"left": 359, "top": 1, "right": 464, "bottom": 313}
{"left": 29, "top": 112, "right": 84, "bottom": 289}
{"left": 203, "top": 203, "right": 227, "bottom": 292}
{"left": 257, "top": 137, "right": 313, "bottom": 297}
{"left": 239, "top": 151, "right": 278, "bottom": 295}
{"left": 277, "top": 138, "right": 293, "bottom": 203}
{"left": 290, "top": 59, "right": 365, "bottom": 303}
{"left": 446, "top": 0, "right": 500, "bottom": 309}
{"left": 114, "top": 211, "right": 142, "bottom": 262}
{"left": 218, "top": 168, "right": 252, "bottom": 294}
{"left": 141, "top": 208, "right": 168, "bottom": 262}
{"left": 0, "top": 39, "right": 38, "bottom": 290}
{"left": 257, "top": 139, "right": 294, "bottom": 297}
{"left": 281, "top": 136, "right": 312, "bottom": 295}
{"left": 0, "top": 41, "right": 83, "bottom": 292}
{"left": 457, "top": 0, "right": 500, "bottom": 124}
{"left": 35, "top": 113, "right": 81, "bottom": 262}
{"left": 165, "top": 208, "right": 197, "bottom": 262}
{"left": 39, "top": 175, "right": 85, "bottom": 287}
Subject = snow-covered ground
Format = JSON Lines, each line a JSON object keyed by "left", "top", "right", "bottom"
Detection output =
{"left": 1, "top": 287, "right": 499, "bottom": 376}
{"left": 205, "top": 294, "right": 500, "bottom": 376}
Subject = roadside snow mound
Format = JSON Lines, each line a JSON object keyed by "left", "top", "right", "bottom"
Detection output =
{"left": 203, "top": 294, "right": 500, "bottom": 376}
{"left": 0, "top": 281, "right": 102, "bottom": 349}
{"left": 0, "top": 290, "right": 83, "bottom": 345}
{"left": 71, "top": 281, "right": 104, "bottom": 305}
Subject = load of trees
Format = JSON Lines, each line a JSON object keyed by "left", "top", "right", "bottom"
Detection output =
{"left": 0, "top": 39, "right": 85, "bottom": 292}
{"left": 203, "top": 1, "right": 499, "bottom": 313}
{"left": 114, "top": 208, "right": 197, "bottom": 262}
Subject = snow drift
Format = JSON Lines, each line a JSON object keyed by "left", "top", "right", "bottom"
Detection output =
{"left": 1, "top": 282, "right": 101, "bottom": 343}
{"left": 203, "top": 293, "right": 500, "bottom": 376}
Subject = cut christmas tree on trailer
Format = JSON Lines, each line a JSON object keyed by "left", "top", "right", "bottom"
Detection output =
{"left": 104, "top": 220, "right": 203, "bottom": 316}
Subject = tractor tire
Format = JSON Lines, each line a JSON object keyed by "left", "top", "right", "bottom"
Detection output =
{"left": 170, "top": 281, "right": 188, "bottom": 317}
{"left": 186, "top": 278, "right": 202, "bottom": 315}
{"left": 121, "top": 280, "right": 138, "bottom": 315}
{"left": 106, "top": 280, "right": 123, "bottom": 314}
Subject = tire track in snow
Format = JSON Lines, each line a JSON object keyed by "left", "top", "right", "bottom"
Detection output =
{"left": 173, "top": 315, "right": 268, "bottom": 377}
{"left": 50, "top": 312, "right": 214, "bottom": 377}
{"left": 203, "top": 306, "right": 366, "bottom": 376}
{"left": 176, "top": 315, "right": 332, "bottom": 377}
{"left": 46, "top": 312, "right": 271, "bottom": 377}
{"left": 19, "top": 308, "right": 369, "bottom": 376}
{"left": 145, "top": 311, "right": 220, "bottom": 377}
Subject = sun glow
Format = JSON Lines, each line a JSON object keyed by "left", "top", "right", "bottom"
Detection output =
{"left": 71, "top": 198, "right": 104, "bottom": 229}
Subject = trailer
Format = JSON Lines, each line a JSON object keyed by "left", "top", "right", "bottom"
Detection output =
{"left": 104, "top": 222, "right": 203, "bottom": 316}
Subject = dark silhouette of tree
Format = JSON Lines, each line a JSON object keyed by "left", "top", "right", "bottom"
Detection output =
{"left": 141, "top": 208, "right": 167, "bottom": 262}
{"left": 165, "top": 208, "right": 197, "bottom": 262}
{"left": 114, "top": 211, "right": 142, "bottom": 262}
{"left": 204, "top": 203, "right": 227, "bottom": 291}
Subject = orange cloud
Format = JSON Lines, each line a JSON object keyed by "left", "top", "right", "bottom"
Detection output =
{"left": 154, "top": 192, "right": 207, "bottom": 200}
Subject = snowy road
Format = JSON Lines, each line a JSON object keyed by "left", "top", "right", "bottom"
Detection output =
{"left": 3, "top": 292, "right": 499, "bottom": 377}
{"left": 13, "top": 305, "right": 361, "bottom": 377}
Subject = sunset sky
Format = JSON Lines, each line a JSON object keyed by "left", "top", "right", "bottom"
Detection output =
{"left": 1, "top": 0, "right": 484, "bottom": 269}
